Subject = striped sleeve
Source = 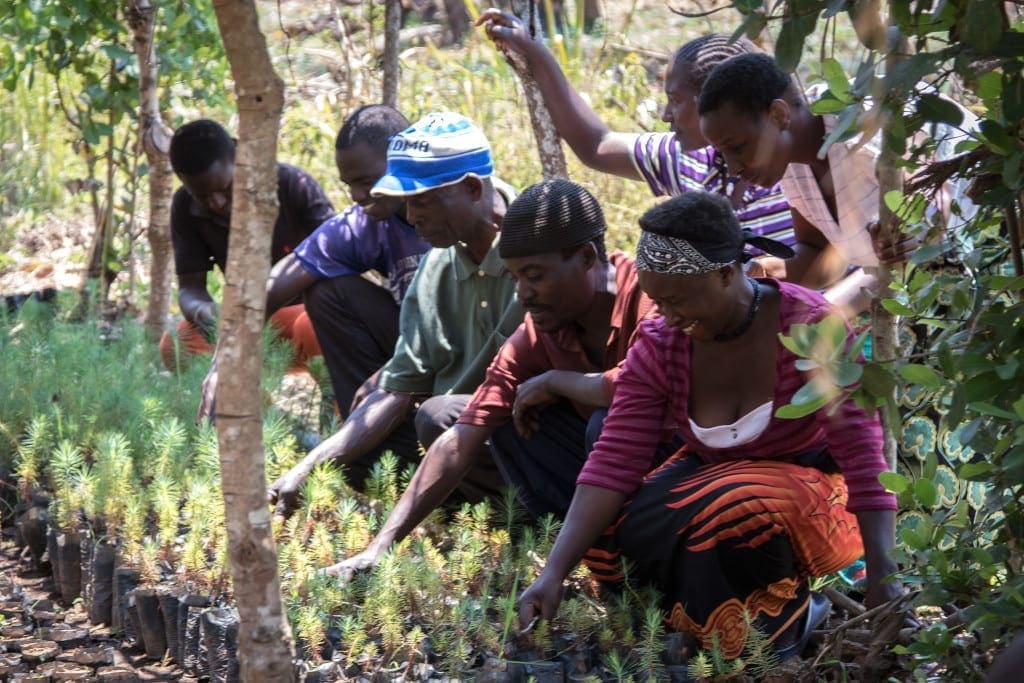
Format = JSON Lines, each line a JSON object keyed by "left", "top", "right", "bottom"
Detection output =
{"left": 735, "top": 183, "right": 796, "bottom": 247}
{"left": 631, "top": 133, "right": 717, "bottom": 197}
{"left": 577, "top": 320, "right": 671, "bottom": 494}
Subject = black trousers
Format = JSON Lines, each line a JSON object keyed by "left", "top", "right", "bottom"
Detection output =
{"left": 304, "top": 274, "right": 400, "bottom": 417}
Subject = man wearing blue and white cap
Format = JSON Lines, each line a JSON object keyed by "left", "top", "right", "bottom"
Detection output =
{"left": 269, "top": 112, "right": 523, "bottom": 527}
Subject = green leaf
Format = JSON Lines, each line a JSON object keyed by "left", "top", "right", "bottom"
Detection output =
{"left": 1003, "top": 152, "right": 1022, "bottom": 190}
{"left": 861, "top": 363, "right": 895, "bottom": 398}
{"left": 792, "top": 380, "right": 825, "bottom": 406}
{"left": 881, "top": 299, "right": 916, "bottom": 316}
{"left": 977, "top": 71, "right": 1003, "bottom": 101}
{"left": 795, "top": 359, "right": 819, "bottom": 372}
{"left": 968, "top": 402, "right": 1018, "bottom": 420}
{"left": 1003, "top": 73, "right": 1024, "bottom": 124}
{"left": 916, "top": 93, "right": 963, "bottom": 126}
{"left": 775, "top": 13, "right": 817, "bottom": 72}
{"left": 1013, "top": 395, "right": 1024, "bottom": 419}
{"left": 821, "top": 58, "right": 851, "bottom": 102}
{"left": 914, "top": 478, "right": 937, "bottom": 508}
{"left": 879, "top": 471, "right": 910, "bottom": 493}
{"left": 980, "top": 120, "right": 1017, "bottom": 156}
{"left": 100, "top": 44, "right": 134, "bottom": 63}
{"left": 899, "top": 364, "right": 942, "bottom": 389}
{"left": 819, "top": 104, "right": 860, "bottom": 157}
{"left": 962, "top": 0, "right": 1005, "bottom": 53}
{"left": 835, "top": 361, "right": 863, "bottom": 387}
{"left": 811, "top": 96, "right": 849, "bottom": 115}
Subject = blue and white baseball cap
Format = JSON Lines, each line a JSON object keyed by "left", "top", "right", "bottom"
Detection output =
{"left": 371, "top": 112, "right": 493, "bottom": 197}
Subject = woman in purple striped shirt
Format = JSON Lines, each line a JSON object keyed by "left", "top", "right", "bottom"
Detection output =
{"left": 517, "top": 192, "right": 902, "bottom": 660}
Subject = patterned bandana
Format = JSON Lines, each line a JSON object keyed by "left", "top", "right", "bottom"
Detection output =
{"left": 635, "top": 232, "right": 736, "bottom": 275}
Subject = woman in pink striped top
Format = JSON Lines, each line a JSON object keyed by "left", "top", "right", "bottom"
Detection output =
{"left": 517, "top": 193, "right": 901, "bottom": 660}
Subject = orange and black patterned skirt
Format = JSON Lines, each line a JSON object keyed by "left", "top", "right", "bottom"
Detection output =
{"left": 583, "top": 452, "right": 863, "bottom": 658}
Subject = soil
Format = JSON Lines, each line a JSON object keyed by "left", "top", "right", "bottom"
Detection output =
{"left": 0, "top": 533, "right": 194, "bottom": 683}
{"left": 0, "top": 212, "right": 92, "bottom": 299}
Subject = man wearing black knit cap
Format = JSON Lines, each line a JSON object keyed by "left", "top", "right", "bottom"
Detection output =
{"left": 328, "top": 178, "right": 665, "bottom": 580}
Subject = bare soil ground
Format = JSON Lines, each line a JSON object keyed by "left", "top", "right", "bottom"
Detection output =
{"left": 0, "top": 535, "right": 194, "bottom": 682}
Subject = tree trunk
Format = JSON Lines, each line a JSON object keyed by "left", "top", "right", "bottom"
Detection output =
{"left": 871, "top": 18, "right": 910, "bottom": 472}
{"left": 382, "top": 0, "right": 401, "bottom": 108}
{"left": 507, "top": 1, "right": 569, "bottom": 179}
{"left": 209, "top": 1, "right": 294, "bottom": 681}
{"left": 443, "top": 0, "right": 470, "bottom": 44}
{"left": 127, "top": 0, "right": 175, "bottom": 341}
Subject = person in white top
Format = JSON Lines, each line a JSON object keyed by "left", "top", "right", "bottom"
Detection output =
{"left": 697, "top": 53, "right": 931, "bottom": 316}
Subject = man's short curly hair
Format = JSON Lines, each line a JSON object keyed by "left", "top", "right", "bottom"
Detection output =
{"left": 335, "top": 104, "right": 410, "bottom": 153}
{"left": 169, "top": 119, "right": 235, "bottom": 176}
{"left": 697, "top": 53, "right": 792, "bottom": 119}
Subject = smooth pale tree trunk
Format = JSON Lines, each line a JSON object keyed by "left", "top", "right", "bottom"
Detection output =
{"left": 871, "top": 19, "right": 910, "bottom": 471}
{"left": 209, "top": 1, "right": 294, "bottom": 680}
{"left": 126, "top": 0, "right": 175, "bottom": 341}
{"left": 382, "top": 0, "right": 401, "bottom": 108}
{"left": 508, "top": 0, "right": 568, "bottom": 179}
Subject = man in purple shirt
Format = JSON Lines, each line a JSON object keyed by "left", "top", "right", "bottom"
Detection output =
{"left": 198, "top": 106, "right": 431, "bottom": 435}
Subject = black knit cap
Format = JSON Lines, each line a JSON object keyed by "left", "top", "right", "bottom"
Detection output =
{"left": 499, "top": 178, "right": 606, "bottom": 259}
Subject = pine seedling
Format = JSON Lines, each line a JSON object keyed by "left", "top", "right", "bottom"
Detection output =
{"left": 15, "top": 414, "right": 49, "bottom": 501}
{"left": 48, "top": 440, "right": 86, "bottom": 530}
{"left": 121, "top": 492, "right": 147, "bottom": 567}
{"left": 139, "top": 538, "right": 162, "bottom": 584}
{"left": 309, "top": 521, "right": 336, "bottom": 567}
{"left": 92, "top": 432, "right": 134, "bottom": 532}
{"left": 638, "top": 606, "right": 666, "bottom": 681}
{"left": 741, "top": 613, "right": 780, "bottom": 679}
{"left": 191, "top": 423, "right": 220, "bottom": 480}
{"left": 149, "top": 416, "right": 189, "bottom": 481}
{"left": 294, "top": 603, "right": 327, "bottom": 660}
{"left": 537, "top": 513, "right": 562, "bottom": 556}
{"left": 301, "top": 464, "right": 345, "bottom": 520}
{"left": 494, "top": 484, "right": 525, "bottom": 534}
{"left": 603, "top": 649, "right": 634, "bottom": 682}
{"left": 149, "top": 473, "right": 181, "bottom": 556}
{"left": 364, "top": 450, "right": 401, "bottom": 519}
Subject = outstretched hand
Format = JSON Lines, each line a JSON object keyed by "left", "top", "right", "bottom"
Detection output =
{"left": 323, "top": 549, "right": 382, "bottom": 584}
{"left": 476, "top": 8, "right": 532, "bottom": 55}
{"left": 267, "top": 466, "right": 309, "bottom": 522}
{"left": 517, "top": 572, "right": 563, "bottom": 633}
{"left": 196, "top": 356, "right": 218, "bottom": 425}
{"left": 869, "top": 219, "right": 921, "bottom": 266}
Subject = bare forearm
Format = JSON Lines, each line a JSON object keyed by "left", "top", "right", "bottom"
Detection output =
{"left": 855, "top": 508, "right": 898, "bottom": 587}
{"left": 546, "top": 370, "right": 610, "bottom": 407}
{"left": 298, "top": 389, "right": 415, "bottom": 474}
{"left": 758, "top": 243, "right": 847, "bottom": 289}
{"left": 503, "top": 34, "right": 637, "bottom": 178}
{"left": 824, "top": 269, "right": 879, "bottom": 318}
{"left": 541, "top": 484, "right": 626, "bottom": 581}
{"left": 365, "top": 424, "right": 490, "bottom": 555}
{"left": 265, "top": 253, "right": 316, "bottom": 320}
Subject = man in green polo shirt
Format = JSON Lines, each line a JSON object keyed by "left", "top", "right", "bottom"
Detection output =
{"left": 268, "top": 112, "right": 522, "bottom": 514}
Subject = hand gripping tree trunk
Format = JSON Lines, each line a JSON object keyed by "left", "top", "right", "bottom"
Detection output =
{"left": 126, "top": 0, "right": 175, "bottom": 341}
{"left": 507, "top": 1, "right": 568, "bottom": 179}
{"left": 209, "top": 1, "right": 294, "bottom": 680}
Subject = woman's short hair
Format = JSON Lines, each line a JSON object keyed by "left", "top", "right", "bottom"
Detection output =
{"left": 697, "top": 53, "right": 793, "bottom": 119}
{"left": 639, "top": 192, "right": 741, "bottom": 246}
